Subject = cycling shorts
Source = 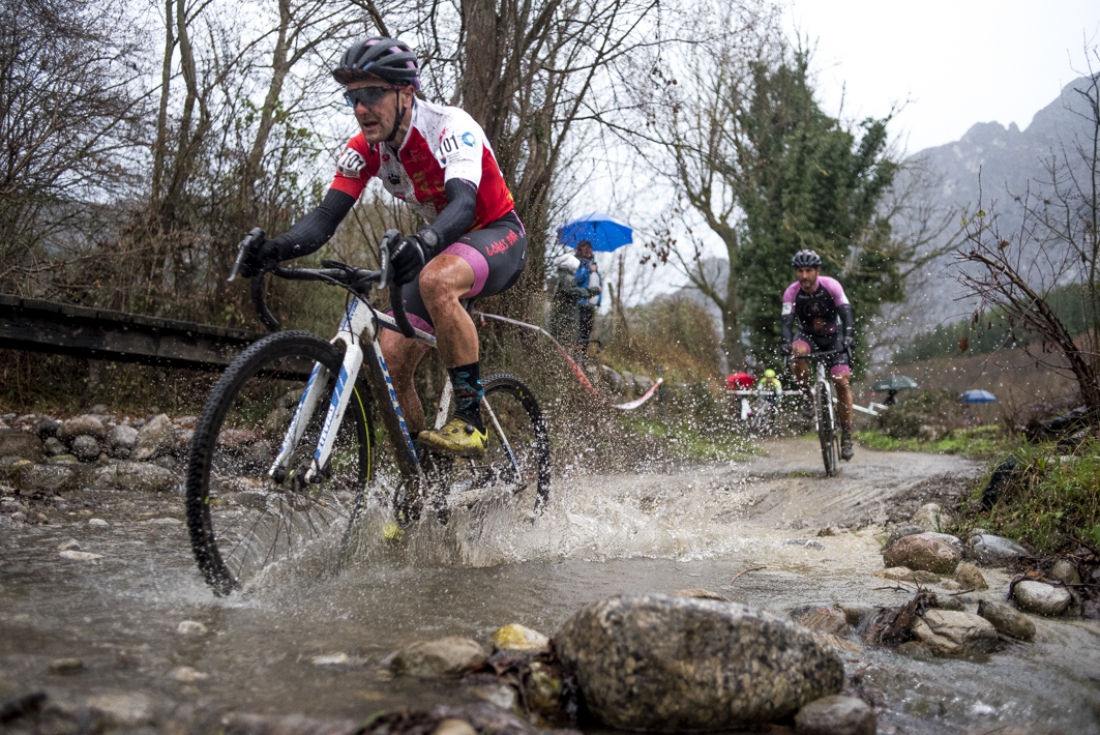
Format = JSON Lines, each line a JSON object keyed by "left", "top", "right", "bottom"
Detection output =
{"left": 396, "top": 210, "right": 527, "bottom": 334}
{"left": 792, "top": 334, "right": 851, "bottom": 377}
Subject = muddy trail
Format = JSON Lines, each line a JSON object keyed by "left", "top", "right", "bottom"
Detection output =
{"left": 2, "top": 438, "right": 1099, "bottom": 734}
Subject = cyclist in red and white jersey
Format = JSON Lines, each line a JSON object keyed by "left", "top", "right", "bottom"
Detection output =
{"left": 780, "top": 249, "right": 856, "bottom": 460}
{"left": 240, "top": 37, "right": 527, "bottom": 457}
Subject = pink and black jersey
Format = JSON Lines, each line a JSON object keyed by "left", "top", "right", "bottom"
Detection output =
{"left": 781, "top": 276, "right": 850, "bottom": 337}
{"left": 328, "top": 98, "right": 514, "bottom": 231}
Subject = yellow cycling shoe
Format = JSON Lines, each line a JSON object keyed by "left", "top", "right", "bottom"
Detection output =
{"left": 418, "top": 418, "right": 488, "bottom": 457}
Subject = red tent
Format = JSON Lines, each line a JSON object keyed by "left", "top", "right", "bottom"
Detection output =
{"left": 726, "top": 372, "right": 754, "bottom": 390}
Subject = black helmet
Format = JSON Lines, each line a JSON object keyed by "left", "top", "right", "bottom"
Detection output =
{"left": 333, "top": 37, "right": 420, "bottom": 89}
{"left": 791, "top": 249, "right": 821, "bottom": 268}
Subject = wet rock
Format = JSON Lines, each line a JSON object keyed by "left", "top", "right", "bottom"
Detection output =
{"left": 58, "top": 415, "right": 107, "bottom": 442}
{"left": 433, "top": 720, "right": 478, "bottom": 735}
{"left": 882, "top": 533, "right": 960, "bottom": 574}
{"left": 309, "top": 653, "right": 350, "bottom": 666}
{"left": 1049, "top": 559, "right": 1082, "bottom": 586}
{"left": 911, "top": 503, "right": 951, "bottom": 533}
{"left": 0, "top": 428, "right": 44, "bottom": 462}
{"left": 177, "top": 620, "right": 209, "bottom": 635}
{"left": 491, "top": 623, "right": 550, "bottom": 652}
{"left": 977, "top": 600, "right": 1036, "bottom": 640}
{"left": 70, "top": 435, "right": 101, "bottom": 462}
{"left": 59, "top": 550, "right": 103, "bottom": 561}
{"left": 132, "top": 413, "right": 175, "bottom": 461}
{"left": 886, "top": 524, "right": 925, "bottom": 546}
{"left": 467, "top": 684, "right": 518, "bottom": 712}
{"left": 790, "top": 606, "right": 851, "bottom": 637}
{"left": 106, "top": 424, "right": 139, "bottom": 459}
{"left": 47, "top": 453, "right": 80, "bottom": 465}
{"left": 674, "top": 588, "right": 728, "bottom": 601}
{"left": 526, "top": 660, "right": 563, "bottom": 713}
{"left": 910, "top": 609, "right": 998, "bottom": 655}
{"left": 1013, "top": 580, "right": 1071, "bottom": 616}
{"left": 392, "top": 637, "right": 488, "bottom": 679}
{"left": 839, "top": 606, "right": 875, "bottom": 629}
{"left": 954, "top": 562, "right": 988, "bottom": 590}
{"left": 57, "top": 539, "right": 82, "bottom": 551}
{"left": 794, "top": 694, "right": 876, "bottom": 735}
{"left": 16, "top": 463, "right": 79, "bottom": 493}
{"left": 620, "top": 370, "right": 635, "bottom": 395}
{"left": 48, "top": 658, "right": 84, "bottom": 673}
{"left": 43, "top": 436, "right": 65, "bottom": 456}
{"left": 35, "top": 416, "right": 60, "bottom": 439}
{"left": 599, "top": 365, "right": 624, "bottom": 393}
{"left": 88, "top": 518, "right": 108, "bottom": 527}
{"left": 554, "top": 594, "right": 844, "bottom": 731}
{"left": 218, "top": 712, "right": 359, "bottom": 735}
{"left": 85, "top": 692, "right": 155, "bottom": 727}
{"left": 88, "top": 404, "right": 109, "bottom": 415}
{"left": 635, "top": 374, "right": 655, "bottom": 394}
{"left": 968, "top": 534, "right": 1028, "bottom": 566}
{"left": 89, "top": 461, "right": 179, "bottom": 493}
{"left": 876, "top": 566, "right": 912, "bottom": 581}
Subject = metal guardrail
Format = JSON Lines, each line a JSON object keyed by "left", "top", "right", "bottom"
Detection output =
{"left": 0, "top": 294, "right": 264, "bottom": 372}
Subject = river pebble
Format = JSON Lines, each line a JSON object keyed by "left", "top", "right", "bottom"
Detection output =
{"left": 910, "top": 502, "right": 951, "bottom": 533}
{"left": 491, "top": 623, "right": 549, "bottom": 652}
{"left": 1049, "top": 559, "right": 1082, "bottom": 585}
{"left": 85, "top": 692, "right": 155, "bottom": 727}
{"left": 555, "top": 594, "right": 844, "bottom": 731}
{"left": 977, "top": 599, "right": 1036, "bottom": 640}
{"left": 58, "top": 415, "right": 107, "bottom": 442}
{"left": 968, "top": 534, "right": 1028, "bottom": 566}
{"left": 392, "top": 637, "right": 488, "bottom": 679}
{"left": 168, "top": 666, "right": 209, "bottom": 682}
{"left": 177, "top": 620, "right": 208, "bottom": 635}
{"left": 48, "top": 657, "right": 84, "bottom": 673}
{"left": 794, "top": 694, "right": 876, "bottom": 735}
{"left": 57, "top": 539, "right": 81, "bottom": 551}
{"left": 132, "top": 413, "right": 175, "bottom": 461}
{"left": 1013, "top": 580, "right": 1071, "bottom": 616}
{"left": 433, "top": 720, "right": 479, "bottom": 735}
{"left": 674, "top": 587, "right": 728, "bottom": 601}
{"left": 89, "top": 518, "right": 108, "bottom": 527}
{"left": 309, "top": 653, "right": 350, "bottom": 666}
{"left": 467, "top": 684, "right": 518, "bottom": 712}
{"left": 954, "top": 562, "right": 988, "bottom": 590}
{"left": 59, "top": 550, "right": 103, "bottom": 561}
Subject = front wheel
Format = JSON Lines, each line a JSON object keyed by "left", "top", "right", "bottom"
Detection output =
{"left": 185, "top": 331, "right": 373, "bottom": 596}
{"left": 434, "top": 373, "right": 551, "bottom": 517}
{"left": 817, "top": 384, "right": 839, "bottom": 477}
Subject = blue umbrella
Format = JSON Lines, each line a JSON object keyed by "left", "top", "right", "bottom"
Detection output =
{"left": 557, "top": 213, "right": 633, "bottom": 252}
{"left": 959, "top": 389, "right": 997, "bottom": 403}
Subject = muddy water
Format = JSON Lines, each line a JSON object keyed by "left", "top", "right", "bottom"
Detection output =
{"left": 2, "top": 438, "right": 1099, "bottom": 734}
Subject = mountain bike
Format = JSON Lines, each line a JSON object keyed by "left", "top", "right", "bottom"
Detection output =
{"left": 789, "top": 348, "right": 849, "bottom": 477}
{"left": 184, "top": 229, "right": 551, "bottom": 596}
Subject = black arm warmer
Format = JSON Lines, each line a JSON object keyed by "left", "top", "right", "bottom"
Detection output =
{"left": 837, "top": 304, "right": 855, "bottom": 340}
{"left": 781, "top": 313, "right": 795, "bottom": 344}
{"left": 270, "top": 188, "right": 357, "bottom": 261}
{"left": 419, "top": 178, "right": 478, "bottom": 254}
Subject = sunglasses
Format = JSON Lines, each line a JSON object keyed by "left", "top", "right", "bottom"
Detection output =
{"left": 344, "top": 85, "right": 398, "bottom": 109}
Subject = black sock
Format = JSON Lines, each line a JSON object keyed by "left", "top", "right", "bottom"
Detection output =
{"left": 448, "top": 361, "right": 484, "bottom": 431}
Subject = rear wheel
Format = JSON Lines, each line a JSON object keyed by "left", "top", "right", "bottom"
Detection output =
{"left": 817, "top": 384, "right": 838, "bottom": 477}
{"left": 185, "top": 331, "right": 373, "bottom": 596}
{"left": 429, "top": 373, "right": 551, "bottom": 518}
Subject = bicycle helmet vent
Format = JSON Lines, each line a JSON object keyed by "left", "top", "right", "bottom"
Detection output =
{"left": 791, "top": 249, "right": 822, "bottom": 268}
{"left": 333, "top": 37, "right": 420, "bottom": 89}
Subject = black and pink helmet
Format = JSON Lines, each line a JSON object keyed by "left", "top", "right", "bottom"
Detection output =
{"left": 333, "top": 37, "right": 420, "bottom": 89}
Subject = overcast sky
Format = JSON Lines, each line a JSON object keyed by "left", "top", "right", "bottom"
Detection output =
{"left": 785, "top": 0, "right": 1100, "bottom": 155}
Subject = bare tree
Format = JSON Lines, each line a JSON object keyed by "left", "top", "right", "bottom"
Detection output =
{"left": 958, "top": 65, "right": 1100, "bottom": 423}
{"left": 0, "top": 0, "right": 147, "bottom": 294}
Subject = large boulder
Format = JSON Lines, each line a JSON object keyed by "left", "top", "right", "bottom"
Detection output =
{"left": 0, "top": 429, "right": 44, "bottom": 462}
{"left": 554, "top": 595, "right": 844, "bottom": 731}
{"left": 882, "top": 533, "right": 961, "bottom": 574}
{"left": 909, "top": 610, "right": 998, "bottom": 655}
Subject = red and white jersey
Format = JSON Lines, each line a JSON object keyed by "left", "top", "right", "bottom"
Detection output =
{"left": 329, "top": 98, "right": 515, "bottom": 231}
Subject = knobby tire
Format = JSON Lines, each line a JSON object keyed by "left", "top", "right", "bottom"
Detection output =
{"left": 185, "top": 331, "right": 373, "bottom": 596}
{"left": 817, "top": 384, "right": 838, "bottom": 477}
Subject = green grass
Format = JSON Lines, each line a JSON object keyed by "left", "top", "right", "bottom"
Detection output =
{"left": 854, "top": 425, "right": 1011, "bottom": 459}
{"left": 953, "top": 438, "right": 1100, "bottom": 554}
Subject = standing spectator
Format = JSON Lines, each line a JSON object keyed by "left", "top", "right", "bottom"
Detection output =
{"left": 549, "top": 252, "right": 598, "bottom": 353}
{"left": 574, "top": 240, "right": 601, "bottom": 362}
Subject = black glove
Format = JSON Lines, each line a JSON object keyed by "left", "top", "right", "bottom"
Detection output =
{"left": 586, "top": 286, "right": 601, "bottom": 297}
{"left": 843, "top": 335, "right": 855, "bottom": 350}
{"left": 239, "top": 235, "right": 281, "bottom": 278}
{"left": 779, "top": 342, "right": 792, "bottom": 356}
{"left": 390, "top": 235, "right": 427, "bottom": 286}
